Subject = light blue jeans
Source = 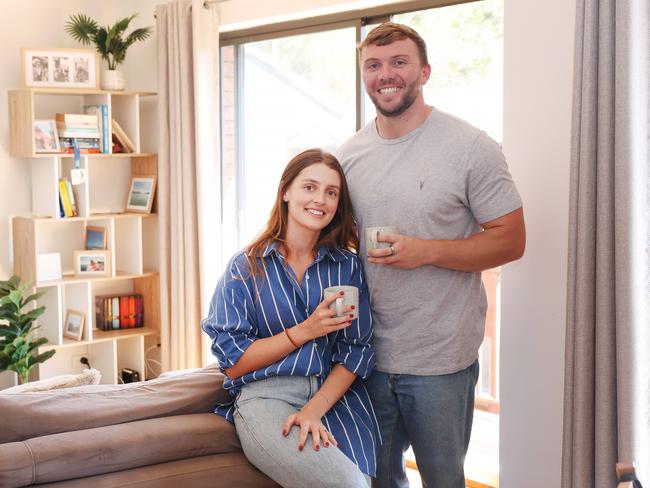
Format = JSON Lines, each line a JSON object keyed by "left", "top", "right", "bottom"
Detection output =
{"left": 365, "top": 360, "right": 480, "bottom": 488}
{"left": 233, "top": 375, "right": 371, "bottom": 488}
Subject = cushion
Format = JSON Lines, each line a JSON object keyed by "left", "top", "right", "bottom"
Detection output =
{"left": 0, "top": 365, "right": 230, "bottom": 444}
{"left": 0, "top": 413, "right": 242, "bottom": 487}
{"left": 35, "top": 453, "right": 280, "bottom": 487}
{"left": 2, "top": 369, "right": 101, "bottom": 393}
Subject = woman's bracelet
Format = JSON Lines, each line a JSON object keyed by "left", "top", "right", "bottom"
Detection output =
{"left": 284, "top": 328, "right": 300, "bottom": 348}
{"left": 315, "top": 390, "right": 331, "bottom": 407}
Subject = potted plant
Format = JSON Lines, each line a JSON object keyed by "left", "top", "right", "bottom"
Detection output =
{"left": 0, "top": 276, "right": 55, "bottom": 385}
{"left": 65, "top": 13, "right": 153, "bottom": 91}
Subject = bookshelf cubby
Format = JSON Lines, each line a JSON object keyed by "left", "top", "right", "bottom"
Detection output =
{"left": 9, "top": 88, "right": 160, "bottom": 384}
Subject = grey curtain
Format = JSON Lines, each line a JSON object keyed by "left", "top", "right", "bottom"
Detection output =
{"left": 156, "top": 0, "right": 221, "bottom": 371}
{"left": 562, "top": 0, "right": 649, "bottom": 487}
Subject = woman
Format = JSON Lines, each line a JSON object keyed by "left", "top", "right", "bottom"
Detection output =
{"left": 202, "top": 149, "right": 379, "bottom": 488}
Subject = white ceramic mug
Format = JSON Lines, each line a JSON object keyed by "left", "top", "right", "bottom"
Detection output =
{"left": 323, "top": 285, "right": 359, "bottom": 319}
{"left": 365, "top": 225, "right": 399, "bottom": 252}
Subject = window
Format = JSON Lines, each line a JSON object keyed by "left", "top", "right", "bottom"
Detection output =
{"left": 221, "top": 1, "right": 504, "bottom": 485}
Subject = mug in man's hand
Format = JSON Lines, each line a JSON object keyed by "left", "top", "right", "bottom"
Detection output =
{"left": 365, "top": 225, "right": 399, "bottom": 251}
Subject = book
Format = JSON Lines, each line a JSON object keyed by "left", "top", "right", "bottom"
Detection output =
{"left": 95, "top": 295, "right": 112, "bottom": 330}
{"left": 59, "top": 136, "right": 101, "bottom": 154}
{"left": 59, "top": 138, "right": 101, "bottom": 148}
{"left": 128, "top": 295, "right": 136, "bottom": 328}
{"left": 135, "top": 295, "right": 144, "bottom": 327}
{"left": 64, "top": 179, "right": 78, "bottom": 216}
{"left": 59, "top": 147, "right": 101, "bottom": 154}
{"left": 120, "top": 296, "right": 129, "bottom": 328}
{"left": 55, "top": 112, "right": 98, "bottom": 126}
{"left": 112, "top": 297, "right": 120, "bottom": 329}
{"left": 58, "top": 130, "right": 101, "bottom": 139}
{"left": 111, "top": 119, "right": 137, "bottom": 153}
{"left": 58, "top": 178, "right": 74, "bottom": 217}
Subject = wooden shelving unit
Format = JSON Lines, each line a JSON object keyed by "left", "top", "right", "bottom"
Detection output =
{"left": 9, "top": 88, "right": 160, "bottom": 384}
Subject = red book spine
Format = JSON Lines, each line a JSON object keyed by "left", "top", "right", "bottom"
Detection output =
{"left": 119, "top": 296, "right": 129, "bottom": 328}
{"left": 128, "top": 295, "right": 136, "bottom": 328}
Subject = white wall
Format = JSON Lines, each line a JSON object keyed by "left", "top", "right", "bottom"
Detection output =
{"left": 500, "top": 0, "right": 575, "bottom": 486}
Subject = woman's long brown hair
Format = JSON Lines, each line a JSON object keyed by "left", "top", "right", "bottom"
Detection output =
{"left": 244, "top": 148, "right": 359, "bottom": 281}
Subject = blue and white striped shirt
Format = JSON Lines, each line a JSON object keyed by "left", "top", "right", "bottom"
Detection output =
{"left": 201, "top": 242, "right": 380, "bottom": 476}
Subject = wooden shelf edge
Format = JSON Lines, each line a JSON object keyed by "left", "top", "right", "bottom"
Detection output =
{"left": 21, "top": 213, "right": 158, "bottom": 222}
{"left": 20, "top": 153, "right": 157, "bottom": 159}
{"left": 37, "top": 270, "right": 159, "bottom": 288}
{"left": 10, "top": 88, "right": 156, "bottom": 96}
{"left": 39, "top": 326, "right": 159, "bottom": 350}
{"left": 93, "top": 326, "right": 160, "bottom": 342}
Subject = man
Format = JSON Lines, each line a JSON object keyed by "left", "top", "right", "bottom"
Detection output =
{"left": 337, "top": 22, "right": 525, "bottom": 488}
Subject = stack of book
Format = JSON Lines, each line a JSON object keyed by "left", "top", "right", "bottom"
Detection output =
{"left": 95, "top": 294, "right": 144, "bottom": 331}
{"left": 56, "top": 112, "right": 101, "bottom": 154}
{"left": 83, "top": 104, "right": 110, "bottom": 153}
{"left": 58, "top": 177, "right": 78, "bottom": 217}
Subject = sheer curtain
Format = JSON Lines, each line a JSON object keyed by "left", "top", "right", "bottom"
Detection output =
{"left": 562, "top": 0, "right": 649, "bottom": 486}
{"left": 156, "top": 0, "right": 221, "bottom": 371}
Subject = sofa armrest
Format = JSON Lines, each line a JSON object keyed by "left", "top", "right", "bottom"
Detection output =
{"left": 0, "top": 413, "right": 240, "bottom": 488}
{"left": 0, "top": 365, "right": 231, "bottom": 444}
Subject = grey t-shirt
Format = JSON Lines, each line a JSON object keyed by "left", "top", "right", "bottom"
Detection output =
{"left": 337, "top": 108, "right": 522, "bottom": 375}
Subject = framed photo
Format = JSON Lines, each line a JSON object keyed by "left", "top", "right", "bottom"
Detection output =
{"left": 33, "top": 120, "right": 60, "bottom": 153}
{"left": 21, "top": 48, "right": 99, "bottom": 89}
{"left": 126, "top": 176, "right": 157, "bottom": 214}
{"left": 85, "top": 226, "right": 107, "bottom": 250}
{"left": 64, "top": 310, "right": 85, "bottom": 341}
{"left": 74, "top": 250, "right": 111, "bottom": 277}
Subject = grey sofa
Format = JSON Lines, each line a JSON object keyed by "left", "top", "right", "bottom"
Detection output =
{"left": 0, "top": 366, "right": 278, "bottom": 487}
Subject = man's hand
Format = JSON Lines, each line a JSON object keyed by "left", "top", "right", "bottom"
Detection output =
{"left": 366, "top": 208, "right": 525, "bottom": 273}
{"left": 367, "top": 233, "right": 427, "bottom": 269}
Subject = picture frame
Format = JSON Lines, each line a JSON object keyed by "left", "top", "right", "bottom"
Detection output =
{"left": 33, "top": 120, "right": 61, "bottom": 153}
{"left": 74, "top": 250, "right": 111, "bottom": 277}
{"left": 21, "top": 48, "right": 99, "bottom": 89}
{"left": 63, "top": 310, "right": 85, "bottom": 341}
{"left": 126, "top": 176, "right": 157, "bottom": 214}
{"left": 85, "top": 226, "right": 107, "bottom": 250}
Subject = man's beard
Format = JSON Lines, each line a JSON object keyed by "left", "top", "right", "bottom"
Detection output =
{"left": 369, "top": 80, "right": 420, "bottom": 117}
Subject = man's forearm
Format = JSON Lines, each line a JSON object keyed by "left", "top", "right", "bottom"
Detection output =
{"left": 422, "top": 208, "right": 526, "bottom": 272}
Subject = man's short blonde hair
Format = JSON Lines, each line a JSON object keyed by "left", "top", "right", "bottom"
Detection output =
{"left": 357, "top": 22, "right": 429, "bottom": 66}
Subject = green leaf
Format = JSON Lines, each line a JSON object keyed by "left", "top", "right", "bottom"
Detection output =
{"left": 28, "top": 349, "right": 56, "bottom": 367}
{"left": 64, "top": 12, "right": 151, "bottom": 69}
{"left": 22, "top": 290, "right": 46, "bottom": 308}
{"left": 8, "top": 276, "right": 21, "bottom": 289}
{"left": 64, "top": 14, "right": 99, "bottom": 45}
{"left": 23, "top": 306, "right": 45, "bottom": 321}
{"left": 7, "top": 290, "right": 22, "bottom": 308}
{"left": 124, "top": 27, "right": 153, "bottom": 51}
{"left": 113, "top": 14, "right": 137, "bottom": 36}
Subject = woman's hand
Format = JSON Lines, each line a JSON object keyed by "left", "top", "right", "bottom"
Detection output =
{"left": 282, "top": 399, "right": 339, "bottom": 451}
{"left": 291, "top": 292, "right": 353, "bottom": 345}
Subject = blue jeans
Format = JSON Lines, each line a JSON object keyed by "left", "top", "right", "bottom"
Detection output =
{"left": 365, "top": 360, "right": 479, "bottom": 488}
{"left": 234, "top": 375, "right": 371, "bottom": 488}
